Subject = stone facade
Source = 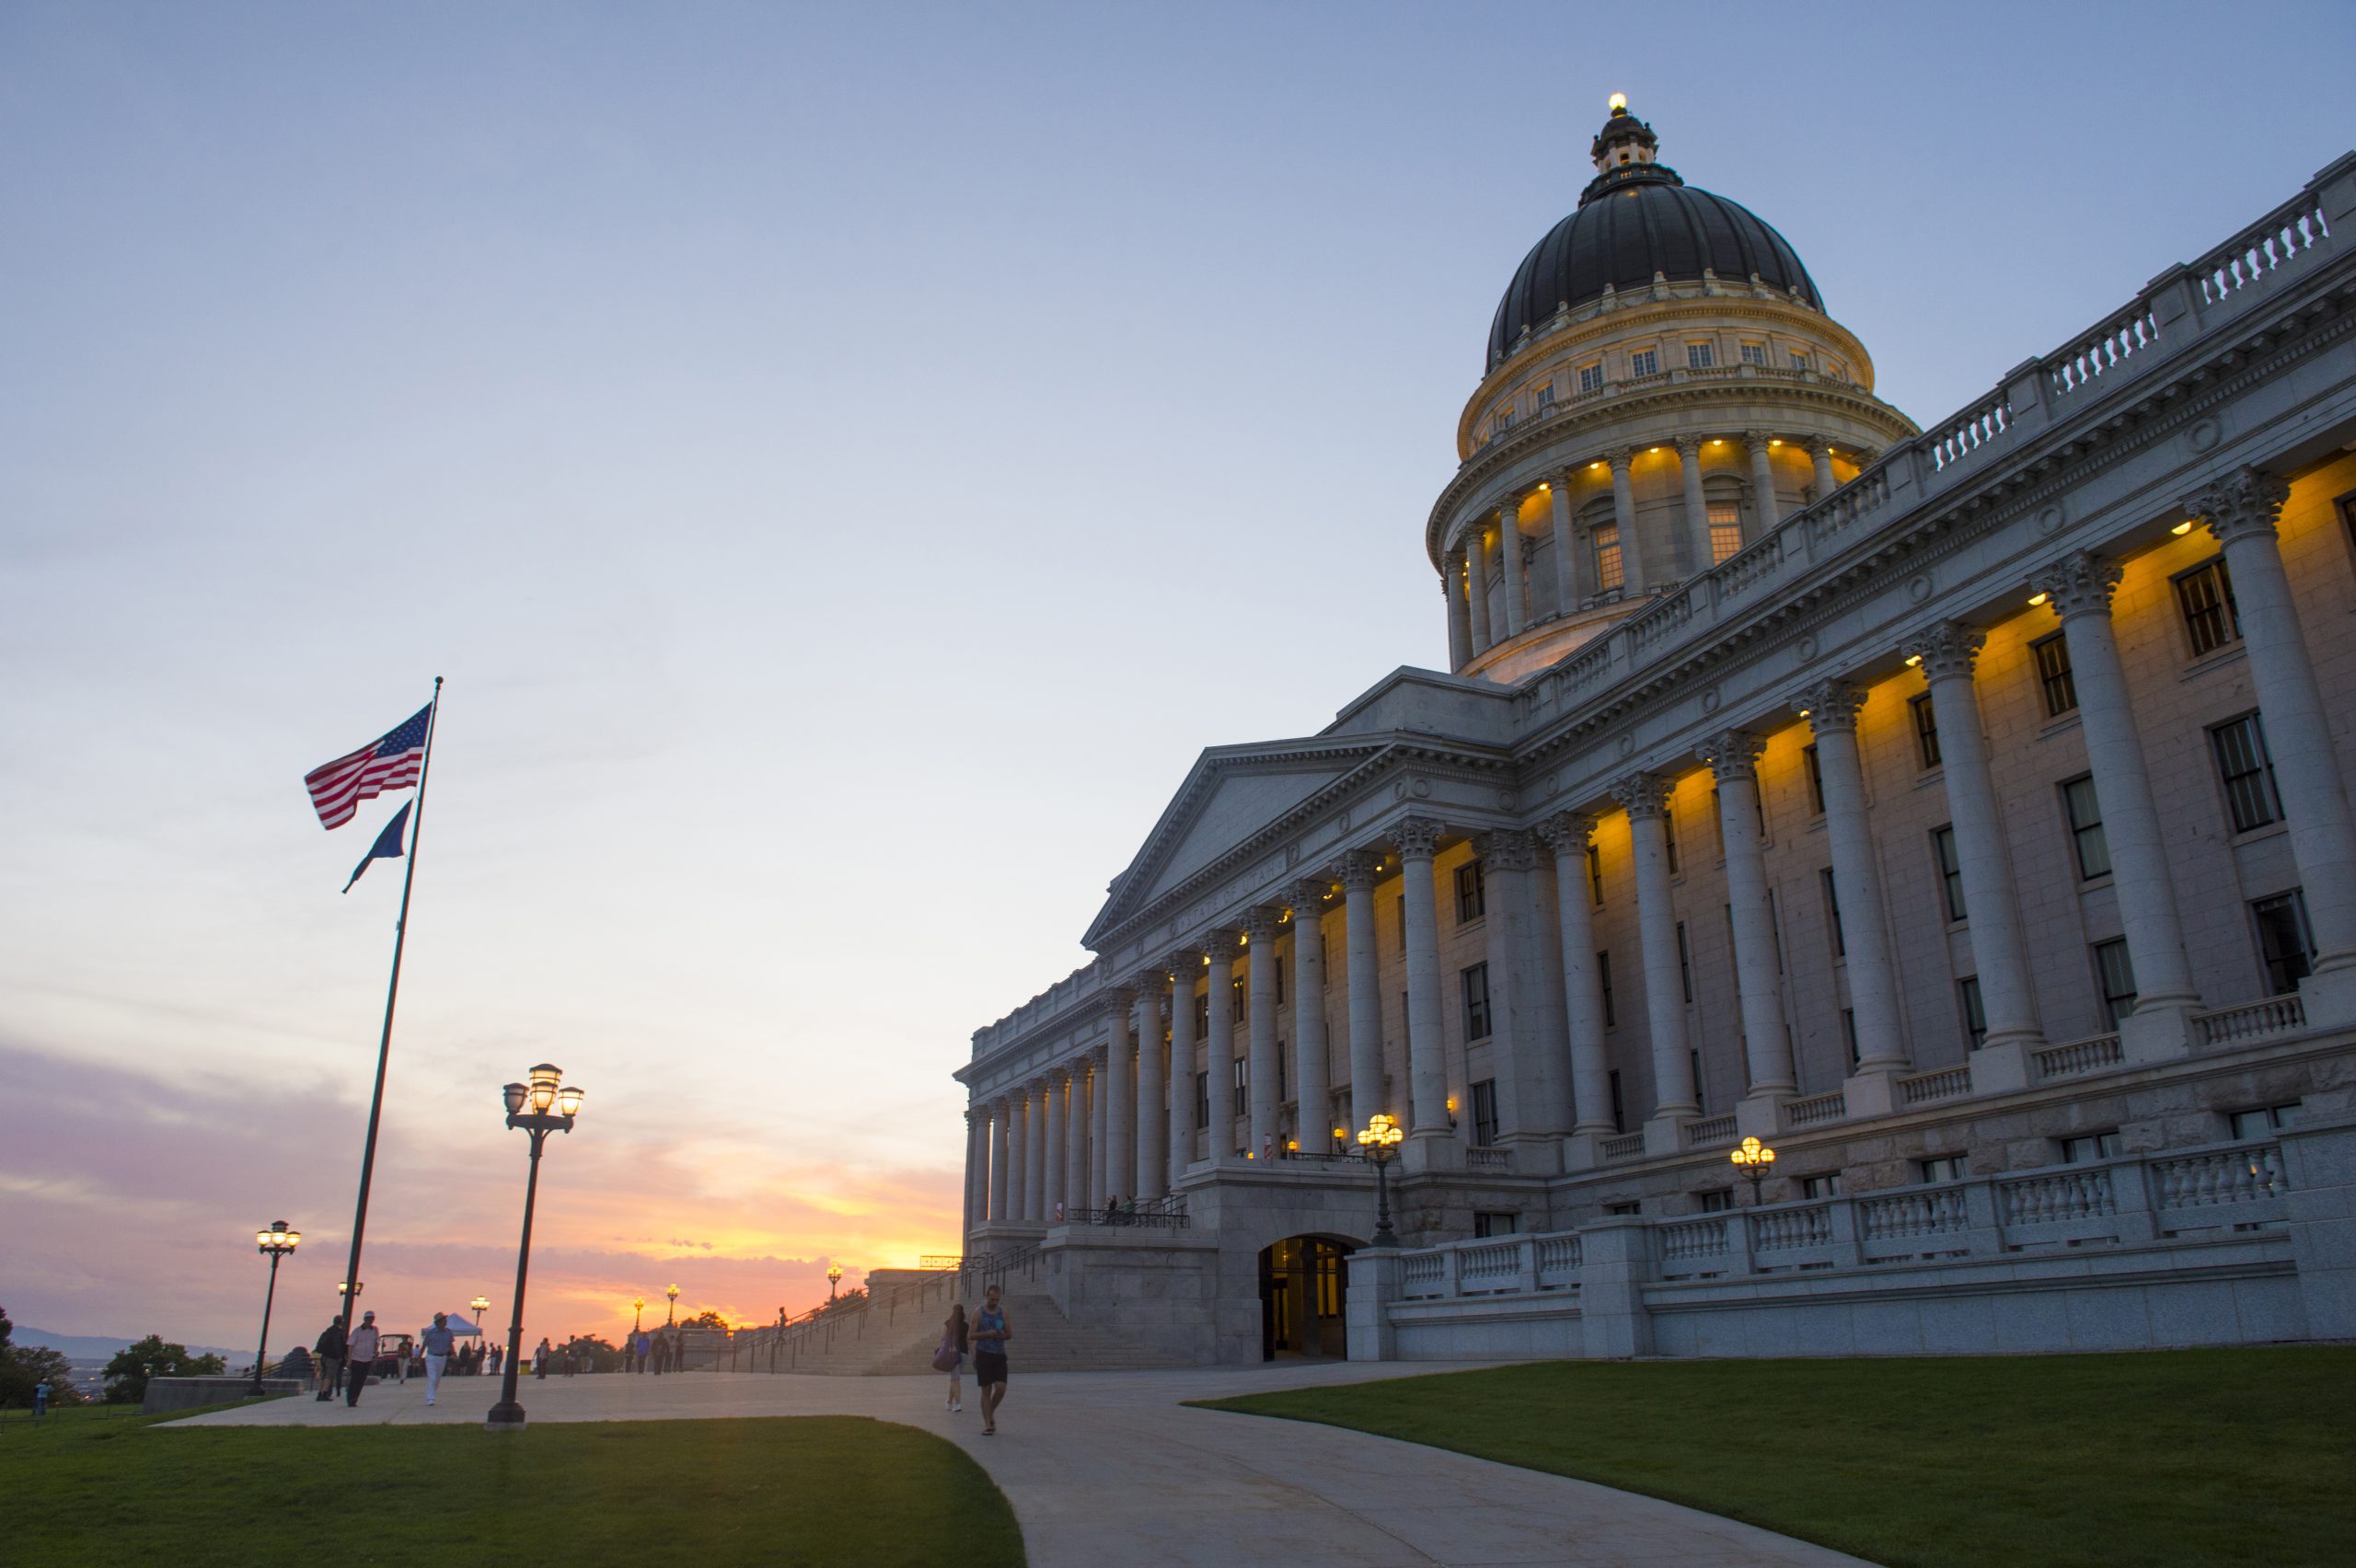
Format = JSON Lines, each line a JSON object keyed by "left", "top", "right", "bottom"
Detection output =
{"left": 956, "top": 112, "right": 2356, "bottom": 1366}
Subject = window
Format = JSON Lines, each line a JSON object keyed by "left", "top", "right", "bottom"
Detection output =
{"left": 2251, "top": 891, "right": 2315, "bottom": 994}
{"left": 1933, "top": 826, "right": 1966, "bottom": 922}
{"left": 1821, "top": 867, "right": 1845, "bottom": 957}
{"left": 1608, "top": 1069, "right": 1624, "bottom": 1133}
{"left": 1841, "top": 1009, "right": 1860, "bottom": 1070}
{"left": 1629, "top": 348, "right": 1659, "bottom": 377}
{"left": 1606, "top": 1201, "right": 1641, "bottom": 1216}
{"left": 2175, "top": 556, "right": 2241, "bottom": 656}
{"left": 1663, "top": 804, "right": 1680, "bottom": 873}
{"left": 1534, "top": 384, "right": 1555, "bottom": 410}
{"left": 1231, "top": 1056, "right": 1248, "bottom": 1118}
{"left": 2231, "top": 1103, "right": 2302, "bottom": 1139}
{"left": 1697, "top": 1188, "right": 1735, "bottom": 1212}
{"left": 1588, "top": 844, "right": 1605, "bottom": 906}
{"left": 1578, "top": 362, "right": 1604, "bottom": 394}
{"left": 1958, "top": 974, "right": 1987, "bottom": 1049}
{"left": 2062, "top": 776, "right": 2111, "bottom": 881}
{"left": 1461, "top": 963, "right": 1492, "bottom": 1038}
{"left": 2032, "top": 632, "right": 2077, "bottom": 717}
{"left": 1707, "top": 499, "right": 1742, "bottom": 564}
{"left": 1598, "top": 951, "right": 1616, "bottom": 1027}
{"left": 2060, "top": 1131, "right": 2122, "bottom": 1164}
{"left": 1803, "top": 744, "right": 1824, "bottom": 815}
{"left": 1455, "top": 860, "right": 1486, "bottom": 923}
{"left": 1470, "top": 1079, "right": 1499, "bottom": 1147}
{"left": 1789, "top": 350, "right": 1810, "bottom": 370}
{"left": 1194, "top": 990, "right": 1209, "bottom": 1039}
{"left": 2093, "top": 938, "right": 2137, "bottom": 1028}
{"left": 1910, "top": 692, "right": 1941, "bottom": 769}
{"left": 1231, "top": 975, "right": 1246, "bottom": 1023}
{"left": 1676, "top": 921, "right": 1692, "bottom": 1003}
{"left": 1592, "top": 523, "right": 1624, "bottom": 592}
{"left": 1802, "top": 1172, "right": 1844, "bottom": 1200}
{"left": 1275, "top": 955, "right": 1287, "bottom": 1005}
{"left": 1687, "top": 341, "right": 1715, "bottom": 370}
{"left": 1920, "top": 1155, "right": 1969, "bottom": 1182}
{"left": 1194, "top": 1071, "right": 1209, "bottom": 1128}
{"left": 1493, "top": 408, "right": 1516, "bottom": 435}
{"left": 1472, "top": 1210, "right": 1518, "bottom": 1238}
{"left": 2212, "top": 713, "right": 2282, "bottom": 832}
{"left": 1691, "top": 1051, "right": 1704, "bottom": 1112}
{"left": 1277, "top": 1048, "right": 1288, "bottom": 1101}
{"left": 1739, "top": 341, "right": 1768, "bottom": 366}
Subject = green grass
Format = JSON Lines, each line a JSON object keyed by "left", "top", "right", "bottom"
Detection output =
{"left": 1197, "top": 1348, "right": 2356, "bottom": 1568}
{"left": 9, "top": 1408, "right": 1023, "bottom": 1567}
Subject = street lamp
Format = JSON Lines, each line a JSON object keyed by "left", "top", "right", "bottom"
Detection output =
{"left": 1730, "top": 1136, "right": 1777, "bottom": 1205}
{"left": 1356, "top": 1113, "right": 1405, "bottom": 1248}
{"left": 826, "top": 1262, "right": 842, "bottom": 1301}
{"left": 632, "top": 1297, "right": 645, "bottom": 1333}
{"left": 249, "top": 1221, "right": 299, "bottom": 1395}
{"left": 665, "top": 1283, "right": 679, "bottom": 1325}
{"left": 470, "top": 1295, "right": 491, "bottom": 1333}
{"left": 485, "top": 1063, "right": 585, "bottom": 1433}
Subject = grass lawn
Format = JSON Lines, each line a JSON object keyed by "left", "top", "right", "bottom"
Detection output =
{"left": 1198, "top": 1347, "right": 2356, "bottom": 1568}
{"left": 6, "top": 1408, "right": 1022, "bottom": 1567}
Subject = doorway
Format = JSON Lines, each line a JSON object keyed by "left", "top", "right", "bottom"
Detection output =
{"left": 1258, "top": 1235, "right": 1355, "bottom": 1361}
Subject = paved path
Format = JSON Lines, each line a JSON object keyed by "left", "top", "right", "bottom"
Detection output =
{"left": 176, "top": 1365, "right": 1876, "bottom": 1567}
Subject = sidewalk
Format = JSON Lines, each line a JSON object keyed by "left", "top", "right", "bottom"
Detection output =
{"left": 176, "top": 1364, "right": 1876, "bottom": 1567}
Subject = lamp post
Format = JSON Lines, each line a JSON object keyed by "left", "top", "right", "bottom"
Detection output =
{"left": 632, "top": 1297, "right": 645, "bottom": 1334}
{"left": 249, "top": 1221, "right": 300, "bottom": 1395}
{"left": 826, "top": 1263, "right": 842, "bottom": 1302}
{"left": 486, "top": 1063, "right": 585, "bottom": 1433}
{"left": 1731, "top": 1136, "right": 1777, "bottom": 1205}
{"left": 1356, "top": 1113, "right": 1404, "bottom": 1247}
{"left": 665, "top": 1283, "right": 679, "bottom": 1326}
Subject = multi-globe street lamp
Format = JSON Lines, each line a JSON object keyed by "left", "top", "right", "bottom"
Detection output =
{"left": 665, "top": 1283, "right": 679, "bottom": 1325}
{"left": 826, "top": 1262, "right": 843, "bottom": 1302}
{"left": 1357, "top": 1114, "right": 1405, "bottom": 1247}
{"left": 632, "top": 1297, "right": 646, "bottom": 1333}
{"left": 485, "top": 1063, "right": 585, "bottom": 1433}
{"left": 1731, "top": 1136, "right": 1778, "bottom": 1205}
{"left": 249, "top": 1221, "right": 300, "bottom": 1395}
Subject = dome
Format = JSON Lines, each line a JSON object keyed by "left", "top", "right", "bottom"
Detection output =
{"left": 1485, "top": 106, "right": 1821, "bottom": 370}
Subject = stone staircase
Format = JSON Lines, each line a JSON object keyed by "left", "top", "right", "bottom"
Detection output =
{"left": 758, "top": 1273, "right": 1188, "bottom": 1377}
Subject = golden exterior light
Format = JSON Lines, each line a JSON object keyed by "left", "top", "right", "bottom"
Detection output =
{"left": 1357, "top": 1113, "right": 1404, "bottom": 1150}
{"left": 666, "top": 1284, "right": 680, "bottom": 1301}
{"left": 633, "top": 1297, "right": 645, "bottom": 1312}
{"left": 1331, "top": 1126, "right": 1346, "bottom": 1142}
{"left": 471, "top": 1295, "right": 491, "bottom": 1316}
{"left": 557, "top": 1085, "right": 585, "bottom": 1118}
{"left": 1730, "top": 1136, "right": 1777, "bottom": 1173}
{"left": 528, "top": 1063, "right": 562, "bottom": 1113}
{"left": 1608, "top": 91, "right": 1627, "bottom": 111}
{"left": 2027, "top": 592, "right": 2050, "bottom": 606}
{"left": 1286, "top": 1138, "right": 1299, "bottom": 1152}
{"left": 1904, "top": 653, "right": 1923, "bottom": 666}
{"left": 826, "top": 1263, "right": 842, "bottom": 1282}
{"left": 1770, "top": 438, "right": 1783, "bottom": 446}
{"left": 257, "top": 1220, "right": 299, "bottom": 1255}
{"left": 2172, "top": 520, "right": 2194, "bottom": 535}
{"left": 1797, "top": 708, "right": 1811, "bottom": 718}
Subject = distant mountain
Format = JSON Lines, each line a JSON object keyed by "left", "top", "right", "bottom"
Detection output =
{"left": 15, "top": 1327, "right": 245, "bottom": 1362}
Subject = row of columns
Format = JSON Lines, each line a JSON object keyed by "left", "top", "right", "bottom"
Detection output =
{"left": 966, "top": 467, "right": 2356, "bottom": 1228}
{"left": 1446, "top": 431, "right": 1844, "bottom": 666}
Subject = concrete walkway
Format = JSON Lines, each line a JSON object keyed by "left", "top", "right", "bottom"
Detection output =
{"left": 175, "top": 1365, "right": 1876, "bottom": 1567}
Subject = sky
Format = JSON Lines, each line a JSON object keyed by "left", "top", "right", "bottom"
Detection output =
{"left": 5, "top": 1, "right": 2352, "bottom": 1356}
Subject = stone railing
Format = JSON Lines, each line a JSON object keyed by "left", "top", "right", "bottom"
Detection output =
{"left": 1466, "top": 1146, "right": 1516, "bottom": 1172}
{"left": 1682, "top": 1113, "right": 1739, "bottom": 1148}
{"left": 2196, "top": 995, "right": 2306, "bottom": 1049}
{"left": 2034, "top": 1033, "right": 2123, "bottom": 1080}
{"left": 1898, "top": 1064, "right": 1973, "bottom": 1105}
{"left": 1398, "top": 1231, "right": 1583, "bottom": 1301}
{"left": 1783, "top": 1090, "right": 1848, "bottom": 1129}
{"left": 1600, "top": 1132, "right": 1647, "bottom": 1161}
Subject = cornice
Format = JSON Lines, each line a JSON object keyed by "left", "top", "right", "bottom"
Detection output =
{"left": 1472, "top": 288, "right": 1877, "bottom": 412}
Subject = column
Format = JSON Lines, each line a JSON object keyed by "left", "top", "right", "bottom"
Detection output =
{"left": 1397, "top": 818, "right": 1453, "bottom": 1140}
{"left": 1550, "top": 475, "right": 1582, "bottom": 614}
{"left": 1102, "top": 992, "right": 1135, "bottom": 1203}
{"left": 2189, "top": 468, "right": 2356, "bottom": 1004}
{"left": 988, "top": 1099, "right": 1011, "bottom": 1224}
{"left": 1343, "top": 849, "right": 1385, "bottom": 1135}
{"left": 1290, "top": 882, "right": 1334, "bottom": 1153}
{"left": 1206, "top": 935, "right": 1238, "bottom": 1156}
{"left": 1536, "top": 814, "right": 1615, "bottom": 1138}
{"left": 1496, "top": 502, "right": 1526, "bottom": 639}
{"left": 1901, "top": 621, "right": 2044, "bottom": 1053}
{"left": 1746, "top": 430, "right": 1780, "bottom": 530}
{"left": 1445, "top": 556, "right": 1472, "bottom": 671}
{"left": 1042, "top": 1067, "right": 1068, "bottom": 1221}
{"left": 1004, "top": 1090, "right": 1030, "bottom": 1222}
{"left": 1796, "top": 680, "right": 1909, "bottom": 1077}
{"left": 1064, "top": 1056, "right": 1091, "bottom": 1216}
{"left": 1087, "top": 1047, "right": 1108, "bottom": 1202}
{"left": 1022, "top": 1078, "right": 1047, "bottom": 1222}
{"left": 1166, "top": 952, "right": 1198, "bottom": 1188}
{"left": 1701, "top": 730, "right": 1798, "bottom": 1105}
{"left": 1611, "top": 773, "right": 1699, "bottom": 1121}
{"left": 962, "top": 1109, "right": 982, "bottom": 1240}
{"left": 2036, "top": 550, "right": 2202, "bottom": 1049}
{"left": 1676, "top": 435, "right": 1710, "bottom": 576}
{"left": 1133, "top": 972, "right": 1168, "bottom": 1200}
{"left": 1476, "top": 828, "right": 1562, "bottom": 1140}
{"left": 1465, "top": 527, "right": 1494, "bottom": 652}
{"left": 1808, "top": 437, "right": 1838, "bottom": 500}
{"left": 1609, "top": 449, "right": 1643, "bottom": 594}
{"left": 1246, "top": 906, "right": 1282, "bottom": 1159}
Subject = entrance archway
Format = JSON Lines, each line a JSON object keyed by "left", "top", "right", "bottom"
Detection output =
{"left": 1258, "top": 1235, "right": 1356, "bottom": 1361}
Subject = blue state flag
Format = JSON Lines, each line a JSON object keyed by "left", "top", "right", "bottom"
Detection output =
{"left": 342, "top": 802, "right": 412, "bottom": 894}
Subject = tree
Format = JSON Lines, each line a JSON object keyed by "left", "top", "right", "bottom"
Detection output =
{"left": 684, "top": 1309, "right": 731, "bottom": 1332}
{"left": 0, "top": 1306, "right": 85, "bottom": 1408}
{"left": 564, "top": 1334, "right": 624, "bottom": 1374}
{"left": 101, "top": 1335, "right": 226, "bottom": 1404}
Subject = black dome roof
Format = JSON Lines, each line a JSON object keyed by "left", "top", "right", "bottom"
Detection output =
{"left": 1485, "top": 159, "right": 1820, "bottom": 370}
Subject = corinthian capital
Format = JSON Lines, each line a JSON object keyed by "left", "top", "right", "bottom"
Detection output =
{"left": 1394, "top": 816, "right": 1444, "bottom": 859}
{"left": 1699, "top": 729, "right": 1766, "bottom": 781}
{"left": 1244, "top": 905, "right": 1283, "bottom": 945}
{"left": 1744, "top": 428, "right": 1776, "bottom": 454}
{"left": 1131, "top": 967, "right": 1169, "bottom": 999}
{"left": 1673, "top": 434, "right": 1704, "bottom": 461}
{"left": 2034, "top": 550, "right": 2122, "bottom": 621}
{"left": 1533, "top": 812, "right": 1600, "bottom": 858}
{"left": 1611, "top": 772, "right": 1673, "bottom": 819}
{"left": 2186, "top": 466, "right": 2292, "bottom": 546}
{"left": 1473, "top": 827, "right": 1539, "bottom": 874}
{"left": 1291, "top": 879, "right": 1333, "bottom": 920}
{"left": 1900, "top": 620, "right": 1984, "bottom": 681}
{"left": 1792, "top": 679, "right": 1867, "bottom": 733}
{"left": 1341, "top": 849, "right": 1381, "bottom": 892}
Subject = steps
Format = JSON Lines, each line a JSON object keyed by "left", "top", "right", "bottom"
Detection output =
{"left": 756, "top": 1274, "right": 1188, "bottom": 1376}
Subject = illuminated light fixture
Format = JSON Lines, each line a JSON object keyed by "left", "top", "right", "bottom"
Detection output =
{"left": 1797, "top": 708, "right": 1811, "bottom": 718}
{"left": 1904, "top": 654, "right": 1923, "bottom": 667}
{"left": 1710, "top": 438, "right": 1724, "bottom": 445}
{"left": 1608, "top": 91, "right": 1627, "bottom": 111}
{"left": 1770, "top": 438, "right": 1783, "bottom": 446}
{"left": 2027, "top": 592, "right": 2049, "bottom": 607}
{"left": 1538, "top": 480, "right": 1551, "bottom": 490}
{"left": 1590, "top": 461, "right": 1604, "bottom": 469}
{"left": 2171, "top": 521, "right": 2194, "bottom": 536}
{"left": 1238, "top": 931, "right": 1249, "bottom": 946}
{"left": 1201, "top": 954, "right": 1210, "bottom": 966}
{"left": 1648, "top": 445, "right": 1662, "bottom": 453}
{"left": 1730, "top": 1136, "right": 1777, "bottom": 1202}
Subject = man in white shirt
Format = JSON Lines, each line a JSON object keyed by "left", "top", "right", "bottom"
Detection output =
{"left": 421, "top": 1313, "right": 456, "bottom": 1405}
{"left": 344, "top": 1312, "right": 381, "bottom": 1407}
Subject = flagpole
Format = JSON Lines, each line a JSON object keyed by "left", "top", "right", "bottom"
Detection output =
{"left": 330, "top": 676, "right": 444, "bottom": 1378}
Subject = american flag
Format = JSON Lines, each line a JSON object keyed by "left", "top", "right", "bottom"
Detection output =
{"left": 305, "top": 705, "right": 432, "bottom": 829}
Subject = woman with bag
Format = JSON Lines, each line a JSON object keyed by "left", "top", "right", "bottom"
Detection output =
{"left": 934, "top": 1303, "right": 968, "bottom": 1412}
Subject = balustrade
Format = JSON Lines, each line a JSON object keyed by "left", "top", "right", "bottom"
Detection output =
{"left": 2000, "top": 1169, "right": 2116, "bottom": 1226}
{"left": 2195, "top": 995, "right": 2306, "bottom": 1048}
{"left": 1783, "top": 1090, "right": 1848, "bottom": 1129}
{"left": 1600, "top": 1132, "right": 1646, "bottom": 1161}
{"left": 1928, "top": 392, "right": 2011, "bottom": 470}
{"left": 1859, "top": 1185, "right": 1970, "bottom": 1242}
{"left": 2048, "top": 304, "right": 2160, "bottom": 398}
{"left": 2033, "top": 1034, "right": 2124, "bottom": 1080}
{"left": 2193, "top": 196, "right": 2332, "bottom": 306}
{"left": 1898, "top": 1065, "right": 1973, "bottom": 1105}
{"left": 1682, "top": 1113, "right": 1738, "bottom": 1148}
{"left": 1749, "top": 1203, "right": 1832, "bottom": 1252}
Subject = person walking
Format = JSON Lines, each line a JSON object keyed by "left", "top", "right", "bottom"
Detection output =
{"left": 313, "top": 1319, "right": 346, "bottom": 1401}
{"left": 652, "top": 1332, "right": 666, "bottom": 1376}
{"left": 534, "top": 1336, "right": 551, "bottom": 1379}
{"left": 634, "top": 1329, "right": 651, "bottom": 1374}
{"left": 972, "top": 1284, "right": 1011, "bottom": 1436}
{"left": 936, "top": 1303, "right": 969, "bottom": 1412}
{"left": 344, "top": 1312, "right": 381, "bottom": 1407}
{"left": 421, "top": 1313, "right": 455, "bottom": 1406}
